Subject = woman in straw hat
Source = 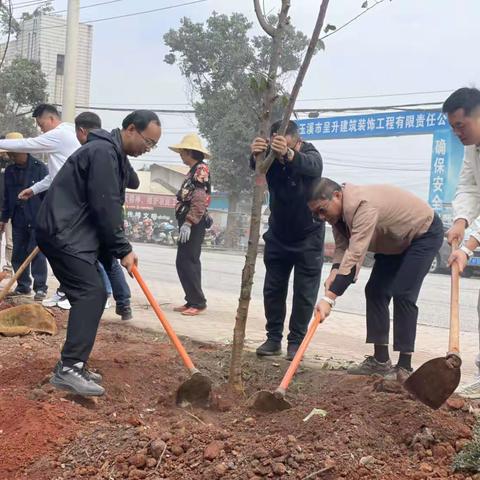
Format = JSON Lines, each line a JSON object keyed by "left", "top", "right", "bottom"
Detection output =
{"left": 170, "top": 134, "right": 211, "bottom": 316}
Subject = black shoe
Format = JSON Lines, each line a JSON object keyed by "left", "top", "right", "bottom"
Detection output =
{"left": 53, "top": 360, "right": 103, "bottom": 384}
{"left": 115, "top": 305, "right": 133, "bottom": 321}
{"left": 7, "top": 288, "right": 31, "bottom": 297}
{"left": 34, "top": 290, "right": 47, "bottom": 301}
{"left": 286, "top": 343, "right": 300, "bottom": 361}
{"left": 256, "top": 339, "right": 282, "bottom": 356}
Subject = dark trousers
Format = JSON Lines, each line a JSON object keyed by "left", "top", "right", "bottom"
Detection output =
{"left": 176, "top": 220, "right": 206, "bottom": 308}
{"left": 12, "top": 223, "right": 47, "bottom": 293}
{"left": 263, "top": 226, "right": 324, "bottom": 344}
{"left": 38, "top": 240, "right": 107, "bottom": 367}
{"left": 364, "top": 214, "right": 444, "bottom": 352}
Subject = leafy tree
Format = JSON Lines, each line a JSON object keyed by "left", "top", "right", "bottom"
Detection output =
{"left": 164, "top": 12, "right": 310, "bottom": 245}
{"left": 0, "top": 57, "right": 47, "bottom": 135}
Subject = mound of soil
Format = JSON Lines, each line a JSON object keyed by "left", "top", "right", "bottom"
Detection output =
{"left": 0, "top": 309, "right": 477, "bottom": 479}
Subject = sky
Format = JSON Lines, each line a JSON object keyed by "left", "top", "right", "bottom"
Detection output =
{"left": 8, "top": 0, "right": 480, "bottom": 199}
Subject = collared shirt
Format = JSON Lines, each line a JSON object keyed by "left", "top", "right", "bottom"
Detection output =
{"left": 0, "top": 123, "right": 80, "bottom": 195}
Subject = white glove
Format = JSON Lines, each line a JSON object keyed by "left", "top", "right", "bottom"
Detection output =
{"left": 178, "top": 223, "right": 192, "bottom": 243}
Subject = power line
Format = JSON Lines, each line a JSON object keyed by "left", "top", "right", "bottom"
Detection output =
{"left": 75, "top": 89, "right": 454, "bottom": 108}
{"left": 54, "top": 0, "right": 124, "bottom": 15}
{"left": 11, "top": 0, "right": 54, "bottom": 10}
{"left": 296, "top": 89, "right": 454, "bottom": 103}
{"left": 71, "top": 102, "right": 443, "bottom": 115}
{"left": 23, "top": 0, "right": 207, "bottom": 30}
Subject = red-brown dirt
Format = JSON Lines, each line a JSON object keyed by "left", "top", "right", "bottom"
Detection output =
{"left": 0, "top": 307, "right": 478, "bottom": 480}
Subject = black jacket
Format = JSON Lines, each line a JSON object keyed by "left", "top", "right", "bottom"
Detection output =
{"left": 35, "top": 129, "right": 133, "bottom": 264}
{"left": 1, "top": 155, "right": 48, "bottom": 227}
{"left": 250, "top": 141, "right": 324, "bottom": 243}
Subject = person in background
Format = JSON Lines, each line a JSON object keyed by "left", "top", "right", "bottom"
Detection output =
{"left": 0, "top": 137, "right": 12, "bottom": 280}
{"left": 75, "top": 111, "right": 138, "bottom": 321}
{"left": 37, "top": 110, "right": 161, "bottom": 396}
{"left": 0, "top": 104, "right": 80, "bottom": 310}
{"left": 250, "top": 120, "right": 324, "bottom": 361}
{"left": 444, "top": 87, "right": 480, "bottom": 398}
{"left": 170, "top": 134, "right": 211, "bottom": 317}
{"left": 0, "top": 132, "right": 48, "bottom": 299}
{"left": 309, "top": 178, "right": 444, "bottom": 380}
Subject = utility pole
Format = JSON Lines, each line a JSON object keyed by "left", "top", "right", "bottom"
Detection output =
{"left": 62, "top": 0, "right": 80, "bottom": 122}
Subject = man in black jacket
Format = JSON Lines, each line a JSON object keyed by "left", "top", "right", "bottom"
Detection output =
{"left": 36, "top": 110, "right": 161, "bottom": 396}
{"left": 75, "top": 111, "right": 138, "bottom": 321}
{"left": 250, "top": 120, "right": 324, "bottom": 360}
{"left": 0, "top": 132, "right": 48, "bottom": 299}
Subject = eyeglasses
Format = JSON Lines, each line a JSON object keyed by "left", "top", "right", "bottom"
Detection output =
{"left": 136, "top": 129, "right": 157, "bottom": 150}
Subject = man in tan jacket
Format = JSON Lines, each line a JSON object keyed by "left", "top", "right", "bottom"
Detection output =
{"left": 308, "top": 178, "right": 444, "bottom": 378}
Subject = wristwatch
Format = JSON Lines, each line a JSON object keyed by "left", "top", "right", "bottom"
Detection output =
{"left": 460, "top": 244, "right": 474, "bottom": 259}
{"left": 321, "top": 296, "right": 336, "bottom": 308}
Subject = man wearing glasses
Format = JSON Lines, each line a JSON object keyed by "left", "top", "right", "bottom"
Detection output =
{"left": 35, "top": 110, "right": 161, "bottom": 396}
{"left": 308, "top": 178, "right": 444, "bottom": 380}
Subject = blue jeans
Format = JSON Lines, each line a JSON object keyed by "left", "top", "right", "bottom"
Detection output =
{"left": 98, "top": 259, "right": 130, "bottom": 308}
{"left": 12, "top": 224, "right": 47, "bottom": 293}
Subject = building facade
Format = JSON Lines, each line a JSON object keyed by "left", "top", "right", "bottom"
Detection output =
{"left": 0, "top": 14, "right": 93, "bottom": 107}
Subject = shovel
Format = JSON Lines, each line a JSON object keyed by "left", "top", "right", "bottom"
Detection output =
{"left": 131, "top": 264, "right": 212, "bottom": 407}
{"left": 0, "top": 246, "right": 40, "bottom": 302}
{"left": 403, "top": 245, "right": 461, "bottom": 409}
{"left": 252, "top": 310, "right": 324, "bottom": 412}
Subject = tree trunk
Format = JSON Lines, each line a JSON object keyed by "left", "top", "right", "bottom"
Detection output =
{"left": 224, "top": 191, "right": 240, "bottom": 249}
{"left": 228, "top": 0, "right": 291, "bottom": 393}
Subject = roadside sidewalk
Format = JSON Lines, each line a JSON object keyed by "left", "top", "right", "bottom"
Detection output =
{"left": 100, "top": 274, "right": 480, "bottom": 385}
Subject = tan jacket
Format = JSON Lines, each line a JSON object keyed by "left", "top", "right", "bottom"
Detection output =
{"left": 333, "top": 184, "right": 435, "bottom": 278}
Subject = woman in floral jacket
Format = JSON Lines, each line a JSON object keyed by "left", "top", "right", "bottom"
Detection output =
{"left": 169, "top": 134, "right": 211, "bottom": 316}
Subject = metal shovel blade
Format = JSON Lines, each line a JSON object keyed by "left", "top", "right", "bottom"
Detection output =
{"left": 252, "top": 390, "right": 292, "bottom": 413}
{"left": 176, "top": 372, "right": 212, "bottom": 408}
{"left": 403, "top": 355, "right": 461, "bottom": 410}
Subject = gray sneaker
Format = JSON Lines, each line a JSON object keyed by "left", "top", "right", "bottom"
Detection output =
{"left": 50, "top": 362, "right": 105, "bottom": 396}
{"left": 54, "top": 361, "right": 103, "bottom": 384}
{"left": 347, "top": 356, "right": 392, "bottom": 376}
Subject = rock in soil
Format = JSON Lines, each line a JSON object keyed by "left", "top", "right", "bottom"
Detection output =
{"left": 204, "top": 441, "right": 224, "bottom": 461}
{"left": 150, "top": 439, "right": 167, "bottom": 459}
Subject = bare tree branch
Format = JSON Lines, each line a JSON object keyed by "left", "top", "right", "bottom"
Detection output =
{"left": 258, "top": 0, "right": 330, "bottom": 174}
{"left": 253, "top": 0, "right": 275, "bottom": 37}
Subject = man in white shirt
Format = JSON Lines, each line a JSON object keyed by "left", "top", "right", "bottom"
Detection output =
{"left": 445, "top": 87, "right": 480, "bottom": 398}
{"left": 0, "top": 104, "right": 80, "bottom": 308}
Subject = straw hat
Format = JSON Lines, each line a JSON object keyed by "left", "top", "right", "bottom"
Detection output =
{"left": 0, "top": 132, "right": 24, "bottom": 153}
{"left": 168, "top": 133, "right": 211, "bottom": 159}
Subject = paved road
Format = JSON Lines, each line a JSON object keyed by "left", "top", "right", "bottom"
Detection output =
{"left": 133, "top": 243, "right": 480, "bottom": 334}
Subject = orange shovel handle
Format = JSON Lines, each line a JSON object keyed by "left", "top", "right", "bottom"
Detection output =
{"left": 276, "top": 310, "right": 323, "bottom": 396}
{"left": 132, "top": 264, "right": 197, "bottom": 373}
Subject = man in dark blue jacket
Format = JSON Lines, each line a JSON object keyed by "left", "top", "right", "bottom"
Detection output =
{"left": 250, "top": 120, "right": 324, "bottom": 360}
{"left": 36, "top": 110, "right": 161, "bottom": 397}
{"left": 0, "top": 132, "right": 48, "bottom": 299}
